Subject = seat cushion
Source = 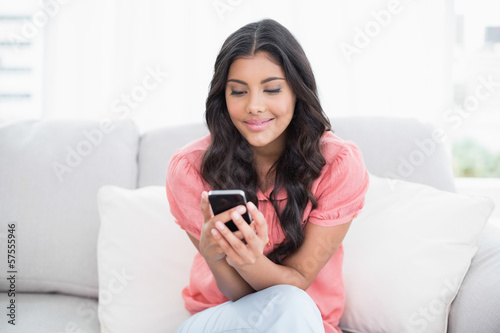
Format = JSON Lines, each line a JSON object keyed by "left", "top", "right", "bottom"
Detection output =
{"left": 0, "top": 119, "right": 139, "bottom": 298}
{"left": 0, "top": 292, "right": 99, "bottom": 332}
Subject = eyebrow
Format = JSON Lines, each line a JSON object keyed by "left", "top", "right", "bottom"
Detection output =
{"left": 226, "top": 77, "right": 285, "bottom": 85}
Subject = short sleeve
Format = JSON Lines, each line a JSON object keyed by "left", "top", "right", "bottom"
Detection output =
{"left": 308, "top": 141, "right": 370, "bottom": 227}
{"left": 166, "top": 151, "right": 207, "bottom": 239}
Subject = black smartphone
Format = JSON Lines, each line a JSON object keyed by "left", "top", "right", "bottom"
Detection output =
{"left": 208, "top": 190, "right": 252, "bottom": 232}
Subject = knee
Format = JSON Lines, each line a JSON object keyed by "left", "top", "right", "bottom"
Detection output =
{"left": 266, "top": 284, "right": 305, "bottom": 299}
{"left": 265, "top": 285, "right": 320, "bottom": 315}
{"left": 266, "top": 284, "right": 309, "bottom": 301}
{"left": 256, "top": 285, "right": 324, "bottom": 332}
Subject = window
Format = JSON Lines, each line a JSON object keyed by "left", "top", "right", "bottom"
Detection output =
{"left": 0, "top": 1, "right": 44, "bottom": 119}
{"left": 451, "top": 0, "right": 500, "bottom": 177}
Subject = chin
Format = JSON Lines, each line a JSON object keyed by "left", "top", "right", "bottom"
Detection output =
{"left": 246, "top": 138, "right": 265, "bottom": 147}
{"left": 243, "top": 137, "right": 267, "bottom": 148}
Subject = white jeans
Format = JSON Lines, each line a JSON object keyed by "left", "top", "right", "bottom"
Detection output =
{"left": 176, "top": 284, "right": 325, "bottom": 333}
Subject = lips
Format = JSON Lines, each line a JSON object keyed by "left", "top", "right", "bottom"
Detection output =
{"left": 244, "top": 118, "right": 274, "bottom": 131}
{"left": 245, "top": 118, "right": 273, "bottom": 125}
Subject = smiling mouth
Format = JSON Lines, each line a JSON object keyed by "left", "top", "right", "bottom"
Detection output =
{"left": 244, "top": 118, "right": 274, "bottom": 125}
{"left": 243, "top": 118, "right": 274, "bottom": 131}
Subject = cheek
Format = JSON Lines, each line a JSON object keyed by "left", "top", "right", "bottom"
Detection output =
{"left": 269, "top": 98, "right": 295, "bottom": 119}
{"left": 226, "top": 98, "right": 245, "bottom": 117}
{"left": 225, "top": 101, "right": 238, "bottom": 119}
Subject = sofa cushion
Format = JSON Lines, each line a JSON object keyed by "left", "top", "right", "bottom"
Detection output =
{"left": 0, "top": 292, "right": 99, "bottom": 332}
{"left": 96, "top": 185, "right": 194, "bottom": 333}
{"left": 138, "top": 117, "right": 456, "bottom": 192}
{"left": 95, "top": 176, "right": 493, "bottom": 333}
{"left": 339, "top": 173, "right": 494, "bottom": 333}
{"left": 332, "top": 116, "right": 456, "bottom": 192}
{"left": 138, "top": 123, "right": 208, "bottom": 187}
{"left": 448, "top": 222, "right": 500, "bottom": 333}
{"left": 0, "top": 119, "right": 139, "bottom": 298}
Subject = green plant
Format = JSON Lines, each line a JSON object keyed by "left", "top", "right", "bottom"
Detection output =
{"left": 452, "top": 137, "right": 500, "bottom": 178}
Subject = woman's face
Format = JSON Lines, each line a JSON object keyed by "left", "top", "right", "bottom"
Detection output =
{"left": 225, "top": 51, "right": 296, "bottom": 157}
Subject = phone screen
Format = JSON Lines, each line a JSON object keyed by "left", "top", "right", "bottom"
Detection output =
{"left": 208, "top": 190, "right": 252, "bottom": 232}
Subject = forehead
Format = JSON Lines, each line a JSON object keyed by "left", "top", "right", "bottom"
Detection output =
{"left": 227, "top": 52, "right": 285, "bottom": 80}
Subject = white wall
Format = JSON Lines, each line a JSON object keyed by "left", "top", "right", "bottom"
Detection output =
{"left": 2, "top": 0, "right": 454, "bottom": 133}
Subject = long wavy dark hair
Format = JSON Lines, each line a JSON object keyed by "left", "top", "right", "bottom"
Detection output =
{"left": 201, "top": 19, "right": 331, "bottom": 264}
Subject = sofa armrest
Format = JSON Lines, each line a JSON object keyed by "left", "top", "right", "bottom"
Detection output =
{"left": 448, "top": 222, "right": 500, "bottom": 333}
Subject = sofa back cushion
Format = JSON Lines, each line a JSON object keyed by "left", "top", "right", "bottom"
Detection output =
{"left": 0, "top": 119, "right": 139, "bottom": 297}
{"left": 138, "top": 117, "right": 456, "bottom": 192}
{"left": 332, "top": 116, "right": 455, "bottom": 192}
{"left": 138, "top": 123, "right": 209, "bottom": 187}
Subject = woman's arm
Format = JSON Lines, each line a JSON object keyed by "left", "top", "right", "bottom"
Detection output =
{"left": 192, "top": 192, "right": 255, "bottom": 301}
{"left": 211, "top": 202, "right": 352, "bottom": 291}
{"left": 186, "top": 233, "right": 255, "bottom": 301}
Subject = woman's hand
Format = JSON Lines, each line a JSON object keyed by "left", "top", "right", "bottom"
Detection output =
{"left": 197, "top": 191, "right": 257, "bottom": 301}
{"left": 211, "top": 201, "right": 269, "bottom": 269}
{"left": 199, "top": 191, "right": 252, "bottom": 263}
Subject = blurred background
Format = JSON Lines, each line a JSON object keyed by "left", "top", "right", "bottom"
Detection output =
{"left": 0, "top": 0, "right": 499, "bottom": 209}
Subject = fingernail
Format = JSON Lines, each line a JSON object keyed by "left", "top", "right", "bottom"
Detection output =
{"left": 231, "top": 211, "right": 240, "bottom": 220}
{"left": 211, "top": 229, "right": 218, "bottom": 237}
{"left": 215, "top": 221, "right": 224, "bottom": 230}
{"left": 236, "top": 206, "right": 246, "bottom": 214}
{"left": 248, "top": 202, "right": 256, "bottom": 209}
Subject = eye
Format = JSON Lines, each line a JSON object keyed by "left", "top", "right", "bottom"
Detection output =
{"left": 264, "top": 88, "right": 281, "bottom": 94}
{"left": 230, "top": 90, "right": 246, "bottom": 96}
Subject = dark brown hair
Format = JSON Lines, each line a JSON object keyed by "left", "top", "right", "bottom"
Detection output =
{"left": 201, "top": 19, "right": 331, "bottom": 263}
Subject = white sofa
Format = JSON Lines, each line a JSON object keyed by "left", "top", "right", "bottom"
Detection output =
{"left": 1, "top": 117, "right": 499, "bottom": 332}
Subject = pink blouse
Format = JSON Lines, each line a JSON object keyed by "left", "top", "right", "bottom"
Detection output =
{"left": 166, "top": 131, "right": 369, "bottom": 333}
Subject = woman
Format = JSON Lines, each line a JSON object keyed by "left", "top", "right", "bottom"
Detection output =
{"left": 166, "top": 18, "right": 369, "bottom": 333}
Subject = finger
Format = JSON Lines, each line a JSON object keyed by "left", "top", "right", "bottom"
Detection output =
{"left": 234, "top": 222, "right": 256, "bottom": 240}
{"left": 233, "top": 230, "right": 248, "bottom": 240}
{"left": 247, "top": 201, "right": 269, "bottom": 243}
{"left": 211, "top": 228, "right": 233, "bottom": 252}
{"left": 200, "top": 191, "right": 213, "bottom": 223}
{"left": 231, "top": 210, "right": 258, "bottom": 244}
{"left": 214, "top": 220, "right": 248, "bottom": 255}
{"left": 211, "top": 227, "right": 242, "bottom": 266}
{"left": 211, "top": 205, "right": 247, "bottom": 227}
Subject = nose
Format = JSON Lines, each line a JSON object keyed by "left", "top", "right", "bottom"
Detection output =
{"left": 247, "top": 92, "right": 265, "bottom": 114}
{"left": 248, "top": 105, "right": 265, "bottom": 114}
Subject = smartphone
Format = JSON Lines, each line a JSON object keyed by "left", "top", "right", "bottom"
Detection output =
{"left": 208, "top": 189, "right": 252, "bottom": 232}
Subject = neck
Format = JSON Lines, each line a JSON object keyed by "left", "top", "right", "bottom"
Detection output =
{"left": 251, "top": 130, "right": 286, "bottom": 166}
{"left": 252, "top": 148, "right": 281, "bottom": 168}
{"left": 251, "top": 136, "right": 285, "bottom": 193}
{"left": 254, "top": 160, "right": 276, "bottom": 193}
